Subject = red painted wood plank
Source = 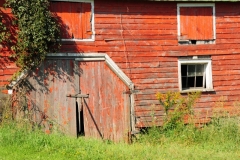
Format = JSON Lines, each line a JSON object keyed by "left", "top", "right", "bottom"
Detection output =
{"left": 95, "top": 14, "right": 176, "bottom": 19}
{"left": 80, "top": 61, "right": 130, "bottom": 142}
{"left": 82, "top": 2, "right": 92, "bottom": 39}
{"left": 117, "top": 62, "right": 177, "bottom": 69}
{"left": 95, "top": 40, "right": 178, "bottom": 47}
{"left": 216, "top": 28, "right": 240, "bottom": 34}
{"left": 95, "top": 24, "right": 177, "bottom": 30}
{"left": 216, "top": 17, "right": 240, "bottom": 23}
{"left": 212, "top": 70, "right": 240, "bottom": 75}
{"left": 123, "top": 67, "right": 177, "bottom": 74}
{"left": 217, "top": 23, "right": 240, "bottom": 29}
{"left": 96, "top": 18, "right": 176, "bottom": 24}
{"left": 0, "top": 81, "right": 9, "bottom": 85}
{"left": 212, "top": 54, "right": 240, "bottom": 60}
{"left": 180, "top": 7, "right": 213, "bottom": 40}
{"left": 213, "top": 59, "right": 240, "bottom": 65}
{"left": 95, "top": 29, "right": 177, "bottom": 36}
{"left": 111, "top": 56, "right": 177, "bottom": 62}
{"left": 212, "top": 65, "right": 240, "bottom": 71}
{"left": 133, "top": 78, "right": 178, "bottom": 84}
{"left": 95, "top": 34, "right": 176, "bottom": 41}
{"left": 213, "top": 75, "right": 240, "bottom": 81}
{"left": 3, "top": 69, "right": 17, "bottom": 75}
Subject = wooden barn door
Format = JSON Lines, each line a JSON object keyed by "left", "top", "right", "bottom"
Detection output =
{"left": 78, "top": 61, "right": 130, "bottom": 142}
{"left": 27, "top": 59, "right": 78, "bottom": 136}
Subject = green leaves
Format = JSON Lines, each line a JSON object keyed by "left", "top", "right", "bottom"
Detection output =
{"left": 4, "top": 0, "right": 61, "bottom": 70}
{"left": 0, "top": 11, "right": 10, "bottom": 45}
{"left": 156, "top": 91, "right": 201, "bottom": 130}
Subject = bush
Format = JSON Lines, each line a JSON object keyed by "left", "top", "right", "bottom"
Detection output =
{"left": 156, "top": 91, "right": 201, "bottom": 130}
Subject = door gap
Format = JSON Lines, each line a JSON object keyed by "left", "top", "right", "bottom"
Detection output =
{"left": 76, "top": 101, "right": 85, "bottom": 136}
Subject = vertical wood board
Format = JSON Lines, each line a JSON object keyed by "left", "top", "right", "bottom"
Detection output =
{"left": 180, "top": 7, "right": 213, "bottom": 40}
{"left": 27, "top": 59, "right": 77, "bottom": 136}
{"left": 80, "top": 61, "right": 130, "bottom": 142}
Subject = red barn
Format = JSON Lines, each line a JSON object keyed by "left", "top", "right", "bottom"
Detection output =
{"left": 1, "top": 0, "right": 240, "bottom": 141}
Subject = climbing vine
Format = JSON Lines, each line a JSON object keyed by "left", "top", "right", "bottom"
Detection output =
{"left": 4, "top": 0, "right": 60, "bottom": 70}
{"left": 0, "top": 10, "right": 10, "bottom": 46}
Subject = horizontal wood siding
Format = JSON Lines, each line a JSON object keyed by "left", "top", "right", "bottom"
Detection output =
{"left": 59, "top": 1, "right": 240, "bottom": 127}
{"left": 2, "top": 1, "right": 240, "bottom": 128}
{"left": 0, "top": 4, "right": 18, "bottom": 93}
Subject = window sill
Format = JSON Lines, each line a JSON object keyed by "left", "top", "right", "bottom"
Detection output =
{"left": 178, "top": 40, "right": 215, "bottom": 45}
{"left": 180, "top": 89, "right": 215, "bottom": 93}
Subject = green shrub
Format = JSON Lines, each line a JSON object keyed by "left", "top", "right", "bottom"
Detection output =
{"left": 156, "top": 91, "right": 201, "bottom": 130}
{"left": 4, "top": 0, "right": 60, "bottom": 71}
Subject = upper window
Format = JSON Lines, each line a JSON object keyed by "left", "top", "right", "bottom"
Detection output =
{"left": 178, "top": 56, "right": 213, "bottom": 92}
{"left": 50, "top": 0, "right": 94, "bottom": 41}
{"left": 177, "top": 3, "right": 215, "bottom": 45}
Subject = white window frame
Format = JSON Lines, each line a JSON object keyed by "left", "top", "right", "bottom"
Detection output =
{"left": 177, "top": 3, "right": 216, "bottom": 41}
{"left": 50, "top": 0, "right": 95, "bottom": 42}
{"left": 178, "top": 58, "right": 213, "bottom": 92}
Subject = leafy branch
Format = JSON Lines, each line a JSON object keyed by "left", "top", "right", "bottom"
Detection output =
{"left": 3, "top": 0, "right": 61, "bottom": 70}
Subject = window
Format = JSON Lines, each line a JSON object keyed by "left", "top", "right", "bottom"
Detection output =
{"left": 50, "top": 0, "right": 94, "bottom": 41}
{"left": 177, "top": 3, "right": 215, "bottom": 45}
{"left": 178, "top": 56, "right": 213, "bottom": 92}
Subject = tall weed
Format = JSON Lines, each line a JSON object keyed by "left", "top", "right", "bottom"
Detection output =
{"left": 138, "top": 92, "right": 240, "bottom": 148}
{"left": 156, "top": 91, "right": 201, "bottom": 130}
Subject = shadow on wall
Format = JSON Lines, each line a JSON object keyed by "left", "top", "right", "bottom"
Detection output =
{"left": 12, "top": 58, "right": 87, "bottom": 134}
{"left": 0, "top": 8, "right": 17, "bottom": 79}
{"left": 9, "top": 9, "right": 87, "bottom": 133}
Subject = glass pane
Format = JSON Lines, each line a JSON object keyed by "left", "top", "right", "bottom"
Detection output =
{"left": 196, "top": 64, "right": 204, "bottom": 76}
{"left": 181, "top": 65, "right": 187, "bottom": 76}
{"left": 187, "top": 65, "right": 195, "bottom": 76}
{"left": 196, "top": 76, "right": 203, "bottom": 87}
{"left": 182, "top": 77, "right": 187, "bottom": 89}
{"left": 187, "top": 77, "right": 195, "bottom": 88}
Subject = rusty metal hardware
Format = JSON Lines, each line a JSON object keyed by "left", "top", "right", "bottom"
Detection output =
{"left": 66, "top": 94, "right": 89, "bottom": 98}
{"left": 66, "top": 93, "right": 89, "bottom": 111}
{"left": 123, "top": 90, "right": 139, "bottom": 94}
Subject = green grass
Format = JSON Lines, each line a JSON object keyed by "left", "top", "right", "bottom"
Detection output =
{"left": 1, "top": 118, "right": 240, "bottom": 160}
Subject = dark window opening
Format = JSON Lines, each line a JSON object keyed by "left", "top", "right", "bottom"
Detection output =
{"left": 191, "top": 40, "right": 197, "bottom": 45}
{"left": 181, "top": 64, "right": 206, "bottom": 90}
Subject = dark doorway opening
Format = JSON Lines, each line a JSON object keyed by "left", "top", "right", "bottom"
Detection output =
{"left": 76, "top": 101, "right": 84, "bottom": 136}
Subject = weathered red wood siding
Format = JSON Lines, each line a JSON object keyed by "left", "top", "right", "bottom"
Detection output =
{"left": 0, "top": 1, "right": 18, "bottom": 103}
{"left": 50, "top": 1, "right": 92, "bottom": 39}
{"left": 25, "top": 59, "right": 130, "bottom": 142}
{"left": 58, "top": 1, "right": 240, "bottom": 127}
{"left": 27, "top": 59, "right": 77, "bottom": 136}
{"left": 180, "top": 7, "right": 213, "bottom": 40}
{"left": 2, "top": 0, "right": 240, "bottom": 129}
{"left": 80, "top": 61, "right": 130, "bottom": 141}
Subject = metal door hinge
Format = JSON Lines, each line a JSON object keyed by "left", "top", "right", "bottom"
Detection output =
{"left": 123, "top": 90, "right": 139, "bottom": 94}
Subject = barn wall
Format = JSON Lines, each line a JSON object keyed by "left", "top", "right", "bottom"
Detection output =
{"left": 59, "top": 1, "right": 240, "bottom": 127}
{"left": 0, "top": 2, "right": 18, "bottom": 110}
{"left": 1, "top": 1, "right": 240, "bottom": 128}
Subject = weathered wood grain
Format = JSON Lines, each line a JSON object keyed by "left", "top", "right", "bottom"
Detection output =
{"left": 3, "top": 1, "right": 240, "bottom": 129}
